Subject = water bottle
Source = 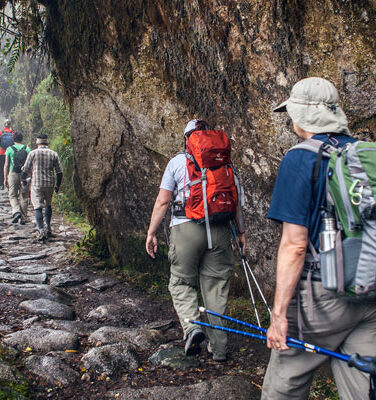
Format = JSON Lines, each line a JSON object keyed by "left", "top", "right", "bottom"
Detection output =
{"left": 319, "top": 206, "right": 338, "bottom": 290}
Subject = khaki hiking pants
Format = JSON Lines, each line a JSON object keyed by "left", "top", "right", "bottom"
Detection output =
{"left": 8, "top": 171, "right": 29, "bottom": 220}
{"left": 168, "top": 221, "right": 234, "bottom": 359}
{"left": 31, "top": 186, "right": 54, "bottom": 210}
{"left": 262, "top": 280, "right": 376, "bottom": 400}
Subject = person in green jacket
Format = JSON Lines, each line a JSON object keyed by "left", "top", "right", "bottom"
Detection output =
{"left": 4, "top": 132, "right": 31, "bottom": 224}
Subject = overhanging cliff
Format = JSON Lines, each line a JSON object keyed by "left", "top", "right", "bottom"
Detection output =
{"left": 42, "top": 0, "right": 376, "bottom": 292}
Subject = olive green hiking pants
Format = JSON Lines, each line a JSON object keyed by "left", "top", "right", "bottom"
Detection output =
{"left": 168, "top": 221, "right": 234, "bottom": 359}
{"left": 8, "top": 171, "right": 29, "bottom": 220}
{"left": 262, "top": 280, "right": 376, "bottom": 400}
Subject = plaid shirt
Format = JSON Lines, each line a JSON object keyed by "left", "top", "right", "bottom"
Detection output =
{"left": 22, "top": 146, "right": 62, "bottom": 187}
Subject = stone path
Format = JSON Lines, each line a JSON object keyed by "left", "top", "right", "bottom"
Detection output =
{"left": 0, "top": 189, "right": 261, "bottom": 399}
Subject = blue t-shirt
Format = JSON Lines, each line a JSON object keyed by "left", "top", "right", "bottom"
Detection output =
{"left": 267, "top": 133, "right": 356, "bottom": 250}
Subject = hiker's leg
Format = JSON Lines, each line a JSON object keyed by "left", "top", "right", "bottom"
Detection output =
{"left": 19, "top": 179, "right": 29, "bottom": 220}
{"left": 331, "top": 305, "right": 376, "bottom": 399}
{"left": 0, "top": 155, "right": 4, "bottom": 187}
{"left": 8, "top": 172, "right": 21, "bottom": 215}
{"left": 31, "top": 186, "right": 45, "bottom": 232}
{"left": 43, "top": 187, "right": 54, "bottom": 229}
{"left": 168, "top": 222, "right": 206, "bottom": 339}
{"left": 262, "top": 281, "right": 358, "bottom": 400}
{"left": 199, "top": 224, "right": 233, "bottom": 358}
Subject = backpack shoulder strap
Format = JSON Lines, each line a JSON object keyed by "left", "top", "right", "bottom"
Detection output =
{"left": 289, "top": 138, "right": 336, "bottom": 155}
{"left": 11, "top": 145, "right": 17, "bottom": 152}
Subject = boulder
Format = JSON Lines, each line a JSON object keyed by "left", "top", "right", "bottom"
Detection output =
{"left": 148, "top": 346, "right": 200, "bottom": 370}
{"left": 81, "top": 343, "right": 139, "bottom": 376}
{"left": 4, "top": 328, "right": 79, "bottom": 352}
{"left": 25, "top": 355, "right": 79, "bottom": 386}
{"left": 19, "top": 299, "right": 75, "bottom": 320}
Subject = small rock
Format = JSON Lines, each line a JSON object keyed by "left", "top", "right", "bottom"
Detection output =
{"left": 148, "top": 346, "right": 200, "bottom": 369}
{"left": 25, "top": 355, "right": 79, "bottom": 385}
{"left": 86, "top": 278, "right": 117, "bottom": 291}
{"left": 4, "top": 328, "right": 79, "bottom": 352}
{"left": 81, "top": 343, "right": 139, "bottom": 376}
{"left": 0, "top": 259, "right": 7, "bottom": 266}
{"left": 19, "top": 299, "right": 75, "bottom": 320}
{"left": 23, "top": 316, "right": 40, "bottom": 328}
{"left": 50, "top": 273, "right": 87, "bottom": 287}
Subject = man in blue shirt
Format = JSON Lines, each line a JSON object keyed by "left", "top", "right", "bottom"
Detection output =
{"left": 262, "top": 77, "right": 376, "bottom": 399}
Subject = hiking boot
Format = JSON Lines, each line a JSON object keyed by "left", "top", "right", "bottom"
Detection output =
{"left": 45, "top": 227, "right": 55, "bottom": 238}
{"left": 36, "top": 230, "right": 47, "bottom": 242}
{"left": 185, "top": 328, "right": 205, "bottom": 356}
{"left": 11, "top": 212, "right": 21, "bottom": 223}
{"left": 207, "top": 341, "right": 226, "bottom": 362}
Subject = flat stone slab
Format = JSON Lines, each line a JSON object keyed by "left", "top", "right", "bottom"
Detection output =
{"left": 8, "top": 252, "right": 47, "bottom": 262}
{"left": 19, "top": 299, "right": 75, "bottom": 320}
{"left": 50, "top": 273, "right": 87, "bottom": 287}
{"left": 0, "top": 271, "right": 47, "bottom": 284}
{"left": 0, "top": 259, "right": 7, "bottom": 266}
{"left": 86, "top": 278, "right": 117, "bottom": 291}
{"left": 148, "top": 346, "right": 200, "bottom": 369}
{"left": 108, "top": 376, "right": 260, "bottom": 400}
{"left": 0, "top": 283, "right": 73, "bottom": 304}
{"left": 0, "top": 265, "right": 11, "bottom": 272}
{"left": 45, "top": 246, "right": 67, "bottom": 256}
{"left": 4, "top": 328, "right": 79, "bottom": 352}
{"left": 81, "top": 343, "right": 139, "bottom": 376}
{"left": 89, "top": 326, "right": 166, "bottom": 350}
{"left": 25, "top": 355, "right": 79, "bottom": 386}
{"left": 15, "top": 264, "right": 58, "bottom": 274}
{"left": 45, "top": 320, "right": 102, "bottom": 336}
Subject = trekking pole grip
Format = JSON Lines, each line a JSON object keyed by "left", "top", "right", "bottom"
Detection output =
{"left": 348, "top": 353, "right": 376, "bottom": 374}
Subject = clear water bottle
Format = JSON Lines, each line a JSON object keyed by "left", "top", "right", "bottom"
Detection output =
{"left": 319, "top": 206, "right": 338, "bottom": 290}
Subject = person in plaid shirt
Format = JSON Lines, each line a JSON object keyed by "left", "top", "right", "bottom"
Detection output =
{"left": 22, "top": 134, "right": 63, "bottom": 240}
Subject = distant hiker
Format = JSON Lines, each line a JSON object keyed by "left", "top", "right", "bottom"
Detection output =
{"left": 22, "top": 134, "right": 63, "bottom": 240}
{"left": 262, "top": 77, "right": 376, "bottom": 399}
{"left": 0, "top": 119, "right": 14, "bottom": 190}
{"left": 146, "top": 119, "right": 245, "bottom": 362}
{"left": 3, "top": 132, "right": 31, "bottom": 224}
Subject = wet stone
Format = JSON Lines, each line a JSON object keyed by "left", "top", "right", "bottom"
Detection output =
{"left": 50, "top": 273, "right": 87, "bottom": 287}
{"left": 148, "top": 346, "right": 200, "bottom": 369}
{"left": 0, "top": 271, "right": 47, "bottom": 284}
{"left": 25, "top": 355, "right": 79, "bottom": 386}
{"left": 86, "top": 278, "right": 117, "bottom": 291}
{"left": 4, "top": 328, "right": 79, "bottom": 352}
{"left": 15, "top": 264, "right": 58, "bottom": 274}
{"left": 81, "top": 343, "right": 139, "bottom": 376}
{"left": 8, "top": 252, "right": 47, "bottom": 262}
{"left": 19, "top": 299, "right": 75, "bottom": 320}
{"left": 0, "top": 283, "right": 73, "bottom": 304}
{"left": 108, "top": 376, "right": 259, "bottom": 400}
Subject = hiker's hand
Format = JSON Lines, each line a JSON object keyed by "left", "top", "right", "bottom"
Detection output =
{"left": 146, "top": 233, "right": 158, "bottom": 259}
{"left": 238, "top": 232, "right": 246, "bottom": 255}
{"left": 4, "top": 179, "right": 8, "bottom": 188}
{"left": 266, "top": 314, "right": 289, "bottom": 351}
{"left": 54, "top": 185, "right": 59, "bottom": 193}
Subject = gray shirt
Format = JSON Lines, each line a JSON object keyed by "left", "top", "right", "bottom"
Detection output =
{"left": 160, "top": 153, "right": 191, "bottom": 227}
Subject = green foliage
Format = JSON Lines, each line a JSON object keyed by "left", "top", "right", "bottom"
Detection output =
{"left": 74, "top": 228, "right": 110, "bottom": 262}
{"left": 309, "top": 376, "right": 339, "bottom": 400}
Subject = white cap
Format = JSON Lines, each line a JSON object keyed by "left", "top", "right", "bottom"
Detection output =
{"left": 184, "top": 119, "right": 200, "bottom": 135}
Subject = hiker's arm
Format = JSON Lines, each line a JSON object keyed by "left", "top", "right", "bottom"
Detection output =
{"left": 3, "top": 155, "right": 9, "bottom": 187}
{"left": 55, "top": 172, "right": 63, "bottom": 193}
{"left": 235, "top": 208, "right": 246, "bottom": 254}
{"left": 146, "top": 189, "right": 172, "bottom": 259}
{"left": 267, "top": 222, "right": 308, "bottom": 351}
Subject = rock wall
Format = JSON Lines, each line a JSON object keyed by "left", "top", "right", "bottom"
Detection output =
{"left": 43, "top": 0, "right": 376, "bottom": 293}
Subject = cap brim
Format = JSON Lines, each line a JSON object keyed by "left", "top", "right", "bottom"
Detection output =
{"left": 273, "top": 100, "right": 288, "bottom": 113}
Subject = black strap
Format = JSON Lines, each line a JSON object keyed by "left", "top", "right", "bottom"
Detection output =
{"left": 313, "top": 142, "right": 326, "bottom": 184}
{"left": 370, "top": 374, "right": 376, "bottom": 400}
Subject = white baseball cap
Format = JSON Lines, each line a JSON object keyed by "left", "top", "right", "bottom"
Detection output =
{"left": 184, "top": 119, "right": 200, "bottom": 135}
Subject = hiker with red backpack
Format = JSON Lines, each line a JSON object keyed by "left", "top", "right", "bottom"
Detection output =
{"left": 262, "top": 77, "right": 376, "bottom": 399}
{"left": 0, "top": 119, "right": 14, "bottom": 190}
{"left": 146, "top": 119, "right": 245, "bottom": 361}
{"left": 3, "top": 131, "right": 31, "bottom": 224}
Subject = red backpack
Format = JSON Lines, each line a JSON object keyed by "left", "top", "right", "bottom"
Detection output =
{"left": 183, "top": 129, "right": 240, "bottom": 248}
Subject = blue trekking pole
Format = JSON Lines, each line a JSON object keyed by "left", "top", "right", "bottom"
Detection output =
{"left": 186, "top": 310, "right": 376, "bottom": 399}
